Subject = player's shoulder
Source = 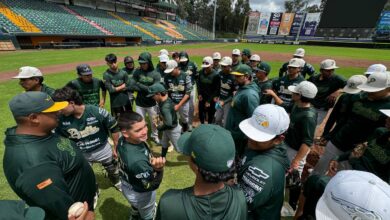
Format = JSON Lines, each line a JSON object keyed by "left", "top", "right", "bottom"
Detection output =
{"left": 160, "top": 188, "right": 185, "bottom": 203}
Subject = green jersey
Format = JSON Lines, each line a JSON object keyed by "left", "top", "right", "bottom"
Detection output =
{"left": 179, "top": 61, "right": 198, "bottom": 85}
{"left": 103, "top": 68, "right": 131, "bottom": 108}
{"left": 156, "top": 64, "right": 167, "bottom": 82}
{"left": 279, "top": 62, "right": 316, "bottom": 78}
{"left": 157, "top": 98, "right": 178, "bottom": 131}
{"left": 132, "top": 69, "right": 161, "bottom": 107}
{"left": 308, "top": 74, "right": 346, "bottom": 109}
{"left": 285, "top": 105, "right": 317, "bottom": 151}
{"left": 213, "top": 64, "right": 222, "bottom": 73}
{"left": 66, "top": 78, "right": 106, "bottom": 106}
{"left": 255, "top": 79, "right": 273, "bottom": 104}
{"left": 272, "top": 74, "right": 305, "bottom": 111}
{"left": 331, "top": 93, "right": 390, "bottom": 151}
{"left": 3, "top": 128, "right": 96, "bottom": 220}
{"left": 117, "top": 139, "right": 163, "bottom": 192}
{"left": 197, "top": 69, "right": 220, "bottom": 102}
{"left": 238, "top": 144, "right": 289, "bottom": 220}
{"left": 40, "top": 84, "right": 55, "bottom": 97}
{"left": 164, "top": 71, "right": 192, "bottom": 104}
{"left": 55, "top": 105, "right": 118, "bottom": 153}
{"left": 218, "top": 71, "right": 236, "bottom": 103}
{"left": 156, "top": 185, "right": 247, "bottom": 220}
{"left": 122, "top": 66, "right": 135, "bottom": 77}
{"left": 349, "top": 127, "right": 390, "bottom": 182}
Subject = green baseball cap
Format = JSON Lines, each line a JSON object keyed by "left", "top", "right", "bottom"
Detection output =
{"left": 230, "top": 64, "right": 252, "bottom": 76}
{"left": 9, "top": 92, "right": 68, "bottom": 117}
{"left": 178, "top": 124, "right": 235, "bottom": 172}
{"left": 242, "top": 49, "right": 251, "bottom": 56}
{"left": 254, "top": 62, "right": 271, "bottom": 75}
{"left": 147, "top": 83, "right": 166, "bottom": 97}
{"left": 0, "top": 200, "right": 45, "bottom": 220}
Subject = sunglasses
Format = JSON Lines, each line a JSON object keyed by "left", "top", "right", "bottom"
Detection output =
{"left": 203, "top": 62, "right": 210, "bottom": 65}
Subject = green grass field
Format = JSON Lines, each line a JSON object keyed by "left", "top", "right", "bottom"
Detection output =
{"left": 0, "top": 43, "right": 389, "bottom": 219}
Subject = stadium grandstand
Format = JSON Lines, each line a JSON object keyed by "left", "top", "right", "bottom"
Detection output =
{"left": 0, "top": 0, "right": 212, "bottom": 50}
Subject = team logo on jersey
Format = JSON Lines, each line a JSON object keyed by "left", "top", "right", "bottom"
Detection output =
{"left": 57, "top": 137, "right": 76, "bottom": 156}
{"left": 67, "top": 126, "right": 100, "bottom": 139}
{"left": 248, "top": 166, "right": 270, "bottom": 179}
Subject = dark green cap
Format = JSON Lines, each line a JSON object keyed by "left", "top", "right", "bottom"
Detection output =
{"left": 138, "top": 52, "right": 151, "bottom": 64}
{"left": 254, "top": 62, "right": 271, "bottom": 75}
{"left": 0, "top": 200, "right": 45, "bottom": 220}
{"left": 147, "top": 83, "right": 166, "bottom": 97}
{"left": 242, "top": 49, "right": 251, "bottom": 56}
{"left": 178, "top": 124, "right": 235, "bottom": 172}
{"left": 9, "top": 92, "right": 68, "bottom": 117}
{"left": 230, "top": 64, "right": 252, "bottom": 76}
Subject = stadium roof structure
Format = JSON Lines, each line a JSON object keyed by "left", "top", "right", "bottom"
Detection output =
{"left": 152, "top": 0, "right": 178, "bottom": 9}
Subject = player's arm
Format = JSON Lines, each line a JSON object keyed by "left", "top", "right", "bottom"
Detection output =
{"left": 99, "top": 80, "right": 107, "bottom": 108}
{"left": 16, "top": 163, "right": 80, "bottom": 220}
{"left": 176, "top": 75, "right": 192, "bottom": 109}
{"left": 209, "top": 74, "right": 221, "bottom": 103}
{"left": 99, "top": 107, "right": 120, "bottom": 155}
{"left": 102, "top": 73, "right": 120, "bottom": 93}
{"left": 292, "top": 117, "right": 316, "bottom": 169}
{"left": 322, "top": 95, "right": 344, "bottom": 139}
{"left": 131, "top": 160, "right": 165, "bottom": 191}
{"left": 244, "top": 92, "right": 260, "bottom": 117}
{"left": 157, "top": 106, "right": 174, "bottom": 131}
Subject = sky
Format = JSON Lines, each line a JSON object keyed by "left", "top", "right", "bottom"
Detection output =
{"left": 249, "top": 0, "right": 321, "bottom": 12}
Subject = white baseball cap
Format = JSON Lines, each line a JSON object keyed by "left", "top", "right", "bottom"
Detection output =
{"left": 365, "top": 64, "right": 387, "bottom": 76}
{"left": 201, "top": 56, "right": 213, "bottom": 68}
{"left": 288, "top": 58, "right": 303, "bottom": 68}
{"left": 288, "top": 81, "right": 318, "bottom": 99}
{"left": 293, "top": 48, "right": 305, "bottom": 58}
{"left": 159, "top": 54, "right": 169, "bottom": 63}
{"left": 380, "top": 109, "right": 390, "bottom": 117}
{"left": 250, "top": 54, "right": 261, "bottom": 62}
{"left": 357, "top": 71, "right": 390, "bottom": 92}
{"left": 13, "top": 66, "right": 43, "bottom": 79}
{"left": 239, "top": 104, "right": 290, "bottom": 142}
{"left": 320, "top": 59, "right": 339, "bottom": 70}
{"left": 343, "top": 75, "right": 367, "bottom": 94}
{"left": 220, "top": 56, "right": 232, "bottom": 66}
{"left": 232, "top": 49, "right": 241, "bottom": 56}
{"left": 316, "top": 170, "right": 390, "bottom": 220}
{"left": 159, "top": 49, "right": 169, "bottom": 56}
{"left": 212, "top": 52, "right": 221, "bottom": 60}
{"left": 164, "top": 60, "right": 178, "bottom": 74}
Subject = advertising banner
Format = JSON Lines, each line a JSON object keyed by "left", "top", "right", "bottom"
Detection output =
{"left": 278, "top": 13, "right": 295, "bottom": 35}
{"left": 376, "top": 11, "right": 390, "bottom": 36}
{"left": 300, "top": 12, "right": 321, "bottom": 36}
{"left": 289, "top": 12, "right": 306, "bottom": 36}
{"left": 267, "top": 13, "right": 282, "bottom": 35}
{"left": 257, "top": 12, "right": 271, "bottom": 35}
{"left": 246, "top": 11, "right": 261, "bottom": 35}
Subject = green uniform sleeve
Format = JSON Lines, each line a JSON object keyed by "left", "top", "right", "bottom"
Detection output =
{"left": 185, "top": 74, "right": 192, "bottom": 95}
{"left": 209, "top": 74, "right": 221, "bottom": 102}
{"left": 157, "top": 105, "right": 174, "bottom": 131}
{"left": 99, "top": 79, "right": 107, "bottom": 92}
{"left": 245, "top": 92, "right": 260, "bottom": 118}
{"left": 15, "top": 162, "right": 76, "bottom": 220}
{"left": 301, "top": 116, "right": 317, "bottom": 147}
{"left": 278, "top": 62, "right": 288, "bottom": 78}
{"left": 323, "top": 94, "right": 345, "bottom": 139}
{"left": 66, "top": 80, "right": 76, "bottom": 89}
{"left": 130, "top": 160, "right": 163, "bottom": 191}
{"left": 103, "top": 72, "right": 118, "bottom": 93}
{"left": 98, "top": 107, "right": 119, "bottom": 133}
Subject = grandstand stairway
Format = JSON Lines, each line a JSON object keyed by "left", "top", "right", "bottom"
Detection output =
{"left": 0, "top": 2, "right": 40, "bottom": 33}
{"left": 143, "top": 18, "right": 185, "bottom": 40}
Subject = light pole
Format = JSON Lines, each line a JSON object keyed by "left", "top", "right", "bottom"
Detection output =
{"left": 213, "top": 0, "right": 217, "bottom": 40}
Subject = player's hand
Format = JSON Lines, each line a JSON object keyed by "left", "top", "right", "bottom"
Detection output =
{"left": 198, "top": 95, "right": 203, "bottom": 101}
{"left": 263, "top": 89, "right": 276, "bottom": 97}
{"left": 219, "top": 100, "right": 225, "bottom": 107}
{"left": 112, "top": 149, "right": 118, "bottom": 160}
{"left": 174, "top": 104, "right": 180, "bottom": 111}
{"left": 290, "top": 159, "right": 300, "bottom": 170}
{"left": 68, "top": 202, "right": 95, "bottom": 220}
{"left": 205, "top": 102, "right": 210, "bottom": 108}
{"left": 99, "top": 100, "right": 105, "bottom": 108}
{"left": 327, "top": 160, "right": 338, "bottom": 177}
{"left": 318, "top": 137, "right": 328, "bottom": 147}
{"left": 213, "top": 97, "right": 219, "bottom": 102}
{"left": 151, "top": 157, "right": 166, "bottom": 171}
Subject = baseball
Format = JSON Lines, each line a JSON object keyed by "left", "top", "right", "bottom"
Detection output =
{"left": 68, "top": 202, "right": 85, "bottom": 217}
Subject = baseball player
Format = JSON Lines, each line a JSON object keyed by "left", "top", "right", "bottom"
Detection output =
{"left": 132, "top": 52, "right": 161, "bottom": 144}
{"left": 178, "top": 51, "right": 198, "bottom": 131}
{"left": 66, "top": 64, "right": 107, "bottom": 107}
{"left": 249, "top": 54, "right": 261, "bottom": 76}
{"left": 253, "top": 62, "right": 273, "bottom": 104}
{"left": 364, "top": 63, "right": 387, "bottom": 77}
{"left": 212, "top": 52, "right": 222, "bottom": 73}
{"left": 266, "top": 58, "right": 305, "bottom": 112}
{"left": 163, "top": 60, "right": 192, "bottom": 132}
{"left": 103, "top": 53, "right": 132, "bottom": 118}
{"left": 278, "top": 48, "right": 315, "bottom": 78}
{"left": 156, "top": 124, "right": 248, "bottom": 220}
{"left": 238, "top": 104, "right": 290, "bottom": 220}
{"left": 231, "top": 49, "right": 242, "bottom": 71}
{"left": 214, "top": 56, "right": 236, "bottom": 127}
{"left": 122, "top": 56, "right": 136, "bottom": 76}
{"left": 13, "top": 66, "right": 55, "bottom": 97}
{"left": 117, "top": 112, "right": 166, "bottom": 220}
{"left": 156, "top": 54, "right": 169, "bottom": 82}
{"left": 53, "top": 87, "right": 121, "bottom": 191}
{"left": 241, "top": 49, "right": 252, "bottom": 66}
{"left": 198, "top": 56, "right": 220, "bottom": 124}
{"left": 4, "top": 92, "right": 96, "bottom": 220}
{"left": 226, "top": 65, "right": 260, "bottom": 156}
{"left": 313, "top": 71, "right": 390, "bottom": 175}
{"left": 148, "top": 83, "right": 182, "bottom": 157}
{"left": 308, "top": 59, "right": 346, "bottom": 126}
